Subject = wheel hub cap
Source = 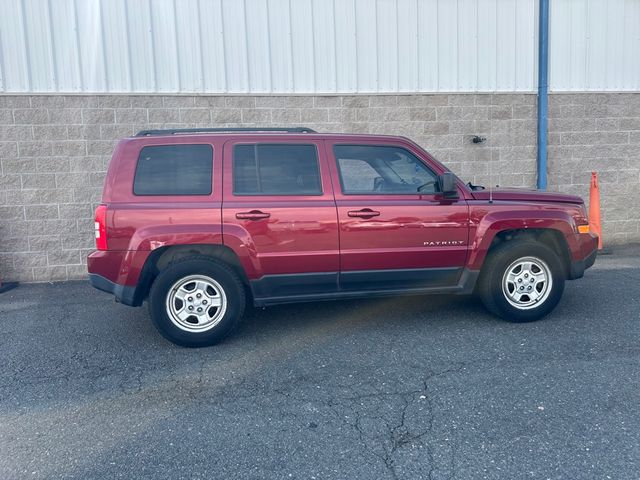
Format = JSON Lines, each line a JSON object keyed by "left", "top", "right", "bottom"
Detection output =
{"left": 501, "top": 256, "right": 553, "bottom": 310}
{"left": 165, "top": 275, "right": 227, "bottom": 332}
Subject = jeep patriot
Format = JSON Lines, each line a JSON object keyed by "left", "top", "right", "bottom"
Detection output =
{"left": 88, "top": 127, "right": 598, "bottom": 347}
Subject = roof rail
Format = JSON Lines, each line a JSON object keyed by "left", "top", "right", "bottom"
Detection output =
{"left": 135, "top": 127, "right": 317, "bottom": 137}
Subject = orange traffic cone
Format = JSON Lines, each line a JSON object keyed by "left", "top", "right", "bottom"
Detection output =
{"left": 589, "top": 172, "right": 603, "bottom": 250}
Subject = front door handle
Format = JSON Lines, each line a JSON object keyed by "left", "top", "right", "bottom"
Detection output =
{"left": 347, "top": 209, "right": 380, "bottom": 218}
{"left": 236, "top": 210, "right": 271, "bottom": 220}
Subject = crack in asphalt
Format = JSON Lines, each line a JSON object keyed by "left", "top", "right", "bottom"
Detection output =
{"left": 318, "top": 363, "right": 467, "bottom": 480}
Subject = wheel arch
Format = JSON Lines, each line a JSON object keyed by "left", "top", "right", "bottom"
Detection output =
{"left": 131, "top": 244, "right": 251, "bottom": 306}
{"left": 485, "top": 228, "right": 572, "bottom": 278}
{"left": 468, "top": 210, "right": 577, "bottom": 275}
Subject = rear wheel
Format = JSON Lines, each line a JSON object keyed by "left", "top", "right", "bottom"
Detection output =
{"left": 148, "top": 257, "right": 245, "bottom": 347}
{"left": 478, "top": 240, "right": 565, "bottom": 322}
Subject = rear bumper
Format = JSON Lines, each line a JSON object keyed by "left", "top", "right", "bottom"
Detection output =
{"left": 568, "top": 232, "right": 598, "bottom": 280}
{"left": 89, "top": 273, "right": 138, "bottom": 306}
{"left": 87, "top": 249, "right": 150, "bottom": 306}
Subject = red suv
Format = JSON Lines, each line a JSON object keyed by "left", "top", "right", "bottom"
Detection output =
{"left": 88, "top": 128, "right": 598, "bottom": 347}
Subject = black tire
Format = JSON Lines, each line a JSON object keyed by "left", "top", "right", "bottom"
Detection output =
{"left": 148, "top": 256, "right": 246, "bottom": 347}
{"left": 478, "top": 240, "right": 565, "bottom": 323}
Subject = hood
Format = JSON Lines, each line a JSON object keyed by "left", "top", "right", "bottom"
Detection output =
{"left": 471, "top": 187, "right": 583, "bottom": 204}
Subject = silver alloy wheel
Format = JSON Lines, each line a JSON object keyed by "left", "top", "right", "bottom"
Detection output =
{"left": 165, "top": 274, "right": 227, "bottom": 332}
{"left": 501, "top": 256, "right": 553, "bottom": 310}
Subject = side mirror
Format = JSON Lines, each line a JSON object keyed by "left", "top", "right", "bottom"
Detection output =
{"left": 438, "top": 172, "right": 458, "bottom": 198}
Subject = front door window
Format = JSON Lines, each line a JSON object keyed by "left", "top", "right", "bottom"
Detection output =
{"left": 334, "top": 145, "right": 439, "bottom": 195}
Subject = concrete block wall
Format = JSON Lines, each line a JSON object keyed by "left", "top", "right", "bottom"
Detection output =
{"left": 547, "top": 93, "right": 640, "bottom": 245}
{"left": 0, "top": 93, "right": 638, "bottom": 282}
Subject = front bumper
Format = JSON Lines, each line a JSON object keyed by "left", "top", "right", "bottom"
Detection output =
{"left": 89, "top": 273, "right": 138, "bottom": 306}
{"left": 568, "top": 232, "right": 598, "bottom": 280}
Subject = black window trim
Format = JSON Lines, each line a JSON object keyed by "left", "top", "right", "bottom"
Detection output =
{"left": 333, "top": 143, "right": 441, "bottom": 196}
{"left": 133, "top": 143, "right": 214, "bottom": 196}
{"left": 231, "top": 142, "right": 324, "bottom": 197}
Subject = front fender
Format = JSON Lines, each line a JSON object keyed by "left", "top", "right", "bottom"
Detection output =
{"left": 467, "top": 208, "right": 577, "bottom": 270}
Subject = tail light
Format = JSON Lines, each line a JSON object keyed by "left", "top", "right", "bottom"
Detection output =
{"left": 94, "top": 205, "right": 108, "bottom": 250}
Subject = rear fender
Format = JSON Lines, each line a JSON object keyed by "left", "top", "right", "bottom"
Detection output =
{"left": 127, "top": 224, "right": 223, "bottom": 251}
{"left": 112, "top": 224, "right": 224, "bottom": 288}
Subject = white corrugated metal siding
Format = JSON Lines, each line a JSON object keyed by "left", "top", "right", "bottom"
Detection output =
{"left": 549, "top": 0, "right": 640, "bottom": 91}
{"left": 0, "top": 0, "right": 637, "bottom": 93}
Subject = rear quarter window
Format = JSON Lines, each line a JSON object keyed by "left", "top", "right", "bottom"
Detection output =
{"left": 133, "top": 144, "right": 213, "bottom": 195}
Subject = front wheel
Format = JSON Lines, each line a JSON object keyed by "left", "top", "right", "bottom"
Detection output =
{"left": 478, "top": 240, "right": 565, "bottom": 322}
{"left": 148, "top": 257, "right": 245, "bottom": 347}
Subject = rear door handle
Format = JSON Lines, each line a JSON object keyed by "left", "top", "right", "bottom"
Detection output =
{"left": 347, "top": 209, "right": 380, "bottom": 218}
{"left": 236, "top": 210, "right": 271, "bottom": 220}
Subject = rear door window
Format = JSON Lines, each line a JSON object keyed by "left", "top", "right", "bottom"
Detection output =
{"left": 134, "top": 144, "right": 213, "bottom": 195}
{"left": 233, "top": 144, "right": 322, "bottom": 195}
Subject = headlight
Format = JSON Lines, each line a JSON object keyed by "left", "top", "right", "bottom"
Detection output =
{"left": 573, "top": 203, "right": 589, "bottom": 233}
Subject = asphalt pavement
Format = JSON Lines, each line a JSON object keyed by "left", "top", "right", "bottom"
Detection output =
{"left": 1, "top": 250, "right": 639, "bottom": 480}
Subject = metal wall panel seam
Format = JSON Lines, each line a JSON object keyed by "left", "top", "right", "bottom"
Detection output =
{"left": 436, "top": 0, "right": 439, "bottom": 91}
{"left": 414, "top": 0, "right": 419, "bottom": 90}
{"left": 310, "top": 0, "right": 316, "bottom": 92}
{"left": 266, "top": 0, "right": 274, "bottom": 93}
{"left": 332, "top": 0, "right": 340, "bottom": 91}
{"left": 46, "top": 0, "right": 58, "bottom": 89}
{"left": 583, "top": 0, "right": 590, "bottom": 91}
{"left": 172, "top": 0, "right": 181, "bottom": 92}
{"left": 20, "top": 0, "right": 32, "bottom": 91}
{"left": 332, "top": 0, "right": 339, "bottom": 92}
{"left": 0, "top": 25, "right": 5, "bottom": 91}
{"left": 635, "top": 0, "right": 640, "bottom": 90}
{"left": 123, "top": 0, "right": 134, "bottom": 91}
{"left": 352, "top": 0, "right": 358, "bottom": 91}
{"left": 72, "top": 0, "right": 84, "bottom": 91}
{"left": 147, "top": 0, "right": 158, "bottom": 91}
{"left": 569, "top": 0, "right": 574, "bottom": 89}
{"left": 532, "top": 0, "right": 537, "bottom": 91}
{"left": 455, "top": 0, "right": 460, "bottom": 90}
{"left": 513, "top": 0, "right": 517, "bottom": 89}
{"left": 98, "top": 0, "right": 109, "bottom": 91}
{"left": 287, "top": 0, "right": 295, "bottom": 93}
{"left": 394, "top": 0, "right": 399, "bottom": 91}
{"left": 633, "top": 0, "right": 640, "bottom": 90}
{"left": 493, "top": 0, "right": 497, "bottom": 92}
{"left": 220, "top": 0, "right": 228, "bottom": 93}
{"left": 374, "top": 0, "right": 379, "bottom": 91}
{"left": 622, "top": 0, "right": 640, "bottom": 88}
{"left": 604, "top": 0, "right": 614, "bottom": 90}
{"left": 242, "top": 0, "right": 251, "bottom": 93}
{"left": 196, "top": 0, "right": 204, "bottom": 90}
{"left": 603, "top": 0, "right": 609, "bottom": 90}
{"left": 475, "top": 0, "right": 479, "bottom": 91}
{"left": 619, "top": 0, "right": 626, "bottom": 90}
